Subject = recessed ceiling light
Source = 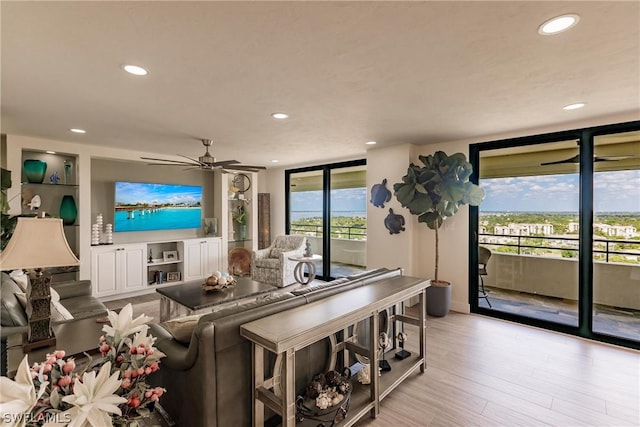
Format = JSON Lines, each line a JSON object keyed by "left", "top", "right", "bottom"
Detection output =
{"left": 563, "top": 102, "right": 585, "bottom": 110}
{"left": 123, "top": 64, "right": 148, "bottom": 76}
{"left": 46, "top": 151, "right": 56, "bottom": 154}
{"left": 538, "top": 14, "right": 580, "bottom": 35}
{"left": 69, "top": 128, "right": 86, "bottom": 134}
{"left": 271, "top": 113, "right": 288, "bottom": 119}
{"left": 271, "top": 159, "right": 279, "bottom": 163}
{"left": 365, "top": 141, "right": 377, "bottom": 145}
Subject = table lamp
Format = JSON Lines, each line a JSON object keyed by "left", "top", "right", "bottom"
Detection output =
{"left": 0, "top": 217, "right": 79, "bottom": 352}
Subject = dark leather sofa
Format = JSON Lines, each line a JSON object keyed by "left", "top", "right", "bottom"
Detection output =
{"left": 149, "top": 267, "right": 405, "bottom": 427}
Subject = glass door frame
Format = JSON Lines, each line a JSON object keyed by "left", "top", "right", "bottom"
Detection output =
{"left": 285, "top": 159, "right": 367, "bottom": 281}
{"left": 469, "top": 120, "right": 640, "bottom": 350}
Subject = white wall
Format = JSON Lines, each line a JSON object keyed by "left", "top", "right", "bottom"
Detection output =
{"left": 366, "top": 144, "right": 417, "bottom": 275}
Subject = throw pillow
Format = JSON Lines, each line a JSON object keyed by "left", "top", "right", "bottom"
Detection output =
{"left": 270, "top": 247, "right": 287, "bottom": 259}
{"left": 14, "top": 292, "right": 74, "bottom": 322}
{"left": 9, "top": 270, "right": 28, "bottom": 292}
{"left": 162, "top": 314, "right": 202, "bottom": 345}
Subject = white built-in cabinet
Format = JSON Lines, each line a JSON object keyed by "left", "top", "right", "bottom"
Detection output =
{"left": 91, "top": 244, "right": 147, "bottom": 298}
{"left": 90, "top": 237, "right": 222, "bottom": 299}
{"left": 182, "top": 238, "right": 221, "bottom": 282}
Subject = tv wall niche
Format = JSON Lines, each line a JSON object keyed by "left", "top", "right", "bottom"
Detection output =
{"left": 91, "top": 158, "right": 216, "bottom": 243}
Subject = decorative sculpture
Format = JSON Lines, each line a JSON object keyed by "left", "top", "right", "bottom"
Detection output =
{"left": 384, "top": 208, "right": 405, "bottom": 234}
{"left": 370, "top": 178, "right": 391, "bottom": 208}
{"left": 27, "top": 195, "right": 41, "bottom": 211}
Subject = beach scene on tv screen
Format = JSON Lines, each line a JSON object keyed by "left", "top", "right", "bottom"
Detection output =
{"left": 114, "top": 182, "right": 202, "bottom": 232}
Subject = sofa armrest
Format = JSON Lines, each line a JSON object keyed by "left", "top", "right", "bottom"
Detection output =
{"left": 252, "top": 248, "right": 271, "bottom": 261}
{"left": 150, "top": 322, "right": 211, "bottom": 371}
{"left": 278, "top": 247, "right": 305, "bottom": 261}
{"left": 51, "top": 280, "right": 92, "bottom": 300}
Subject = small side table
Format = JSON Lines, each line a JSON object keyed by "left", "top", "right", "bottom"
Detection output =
{"left": 289, "top": 254, "right": 322, "bottom": 284}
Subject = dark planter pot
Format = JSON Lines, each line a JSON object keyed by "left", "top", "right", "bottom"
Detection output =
{"left": 426, "top": 280, "right": 451, "bottom": 317}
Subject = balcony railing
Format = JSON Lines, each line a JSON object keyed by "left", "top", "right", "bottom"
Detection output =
{"left": 290, "top": 223, "right": 367, "bottom": 241}
{"left": 479, "top": 233, "right": 640, "bottom": 264}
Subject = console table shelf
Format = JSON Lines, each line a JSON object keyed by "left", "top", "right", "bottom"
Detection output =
{"left": 241, "top": 275, "right": 430, "bottom": 427}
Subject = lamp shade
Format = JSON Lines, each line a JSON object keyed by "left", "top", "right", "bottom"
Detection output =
{"left": 0, "top": 217, "right": 79, "bottom": 270}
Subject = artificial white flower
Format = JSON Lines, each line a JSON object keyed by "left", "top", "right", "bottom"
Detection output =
{"left": 128, "top": 331, "right": 166, "bottom": 361}
{"left": 0, "top": 355, "right": 48, "bottom": 427}
{"left": 102, "top": 303, "right": 152, "bottom": 343}
{"left": 61, "top": 361, "right": 127, "bottom": 427}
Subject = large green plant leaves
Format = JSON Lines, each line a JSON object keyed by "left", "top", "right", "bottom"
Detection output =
{"left": 393, "top": 151, "right": 485, "bottom": 230}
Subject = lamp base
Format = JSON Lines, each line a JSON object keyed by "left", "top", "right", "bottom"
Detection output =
{"left": 22, "top": 335, "right": 57, "bottom": 353}
{"left": 24, "top": 269, "right": 56, "bottom": 353}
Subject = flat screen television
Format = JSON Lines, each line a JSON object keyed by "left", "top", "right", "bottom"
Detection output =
{"left": 114, "top": 181, "right": 203, "bottom": 232}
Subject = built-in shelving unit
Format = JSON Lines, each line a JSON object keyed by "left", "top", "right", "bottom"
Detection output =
{"left": 21, "top": 150, "right": 80, "bottom": 259}
{"left": 90, "top": 237, "right": 222, "bottom": 299}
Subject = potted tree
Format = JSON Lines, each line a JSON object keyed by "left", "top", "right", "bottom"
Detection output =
{"left": 394, "top": 151, "right": 485, "bottom": 316}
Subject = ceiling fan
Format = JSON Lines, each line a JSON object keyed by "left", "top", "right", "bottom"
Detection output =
{"left": 141, "top": 139, "right": 266, "bottom": 173}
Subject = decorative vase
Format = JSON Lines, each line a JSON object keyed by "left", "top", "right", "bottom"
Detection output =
{"left": 23, "top": 159, "right": 47, "bottom": 183}
{"left": 59, "top": 195, "right": 77, "bottom": 225}
{"left": 239, "top": 224, "right": 247, "bottom": 240}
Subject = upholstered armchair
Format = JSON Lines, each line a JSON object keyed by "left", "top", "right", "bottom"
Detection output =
{"left": 251, "top": 235, "right": 307, "bottom": 287}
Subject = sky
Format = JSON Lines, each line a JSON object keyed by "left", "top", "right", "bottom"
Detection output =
{"left": 291, "top": 188, "right": 366, "bottom": 212}
{"left": 480, "top": 170, "right": 640, "bottom": 212}
{"left": 115, "top": 182, "right": 202, "bottom": 205}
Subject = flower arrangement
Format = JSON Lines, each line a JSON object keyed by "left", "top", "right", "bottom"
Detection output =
{"left": 0, "top": 304, "right": 165, "bottom": 426}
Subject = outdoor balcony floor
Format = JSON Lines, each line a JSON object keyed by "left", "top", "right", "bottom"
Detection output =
{"left": 479, "top": 287, "right": 640, "bottom": 342}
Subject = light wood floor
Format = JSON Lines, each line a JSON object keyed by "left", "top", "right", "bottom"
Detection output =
{"left": 355, "top": 312, "right": 639, "bottom": 427}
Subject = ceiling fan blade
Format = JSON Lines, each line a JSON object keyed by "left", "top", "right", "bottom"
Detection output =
{"left": 542, "top": 153, "right": 636, "bottom": 166}
{"left": 211, "top": 160, "right": 241, "bottom": 166}
{"left": 177, "top": 154, "right": 209, "bottom": 167}
{"left": 594, "top": 155, "right": 636, "bottom": 162}
{"left": 223, "top": 165, "right": 266, "bottom": 172}
{"left": 540, "top": 153, "right": 580, "bottom": 166}
{"left": 141, "top": 157, "right": 198, "bottom": 166}
{"left": 145, "top": 162, "right": 196, "bottom": 167}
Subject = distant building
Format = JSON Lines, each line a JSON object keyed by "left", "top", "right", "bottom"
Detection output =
{"left": 494, "top": 223, "right": 554, "bottom": 236}
{"left": 568, "top": 222, "right": 637, "bottom": 238}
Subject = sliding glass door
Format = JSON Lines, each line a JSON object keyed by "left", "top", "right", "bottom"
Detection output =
{"left": 286, "top": 160, "right": 367, "bottom": 281}
{"left": 470, "top": 121, "right": 640, "bottom": 349}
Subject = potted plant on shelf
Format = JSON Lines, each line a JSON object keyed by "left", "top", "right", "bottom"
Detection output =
{"left": 393, "top": 151, "right": 485, "bottom": 317}
{"left": 233, "top": 204, "right": 248, "bottom": 240}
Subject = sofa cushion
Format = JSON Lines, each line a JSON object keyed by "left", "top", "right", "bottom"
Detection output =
{"left": 15, "top": 292, "right": 74, "bottom": 322}
{"left": 51, "top": 280, "right": 92, "bottom": 300}
{"left": 9, "top": 270, "right": 28, "bottom": 292}
{"left": 1, "top": 272, "right": 28, "bottom": 327}
{"left": 163, "top": 314, "right": 203, "bottom": 345}
{"left": 61, "top": 295, "right": 108, "bottom": 320}
{"left": 269, "top": 247, "right": 287, "bottom": 258}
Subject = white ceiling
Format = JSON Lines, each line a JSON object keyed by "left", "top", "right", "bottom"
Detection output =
{"left": 2, "top": 1, "right": 639, "bottom": 168}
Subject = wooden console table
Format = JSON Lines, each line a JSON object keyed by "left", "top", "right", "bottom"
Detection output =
{"left": 240, "top": 275, "right": 430, "bottom": 427}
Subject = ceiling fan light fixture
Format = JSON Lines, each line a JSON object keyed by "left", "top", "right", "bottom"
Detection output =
{"left": 122, "top": 64, "right": 148, "bottom": 76}
{"left": 271, "top": 112, "right": 289, "bottom": 119}
{"left": 538, "top": 14, "right": 580, "bottom": 35}
{"left": 563, "top": 102, "right": 586, "bottom": 110}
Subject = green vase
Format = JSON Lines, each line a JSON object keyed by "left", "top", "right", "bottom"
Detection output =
{"left": 59, "top": 195, "right": 77, "bottom": 225}
{"left": 23, "top": 159, "right": 47, "bottom": 183}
